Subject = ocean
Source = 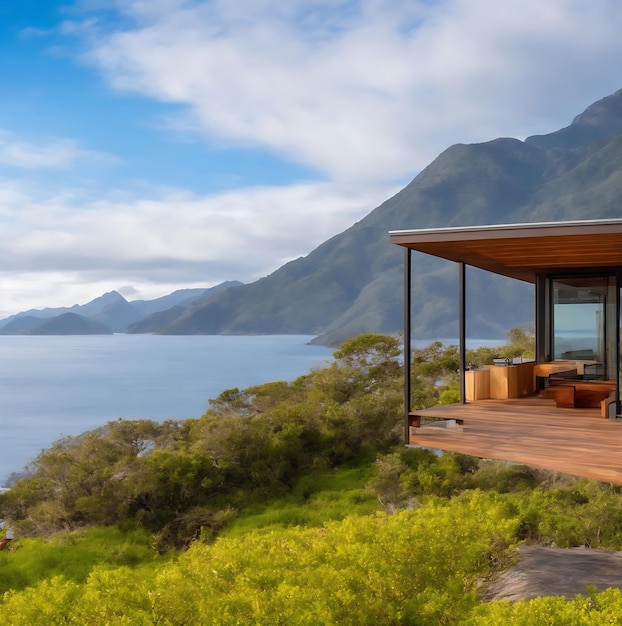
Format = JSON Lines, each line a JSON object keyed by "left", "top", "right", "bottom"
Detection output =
{"left": 0, "top": 335, "right": 334, "bottom": 485}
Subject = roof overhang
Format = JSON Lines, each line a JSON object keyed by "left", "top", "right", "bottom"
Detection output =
{"left": 389, "top": 218, "right": 622, "bottom": 283}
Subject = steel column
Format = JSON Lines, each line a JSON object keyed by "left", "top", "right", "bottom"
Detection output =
{"left": 535, "top": 275, "right": 547, "bottom": 362}
{"left": 617, "top": 273, "right": 621, "bottom": 417}
{"left": 403, "top": 248, "right": 412, "bottom": 443}
{"left": 459, "top": 261, "right": 466, "bottom": 404}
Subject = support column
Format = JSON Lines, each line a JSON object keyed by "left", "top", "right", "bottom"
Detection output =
{"left": 617, "top": 273, "right": 621, "bottom": 417}
{"left": 535, "top": 275, "right": 547, "bottom": 362}
{"left": 459, "top": 262, "right": 466, "bottom": 404}
{"left": 404, "top": 248, "right": 412, "bottom": 443}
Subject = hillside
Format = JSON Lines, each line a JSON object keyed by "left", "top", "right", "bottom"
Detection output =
{"left": 152, "top": 88, "right": 622, "bottom": 345}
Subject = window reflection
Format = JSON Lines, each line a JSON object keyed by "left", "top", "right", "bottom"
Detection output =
{"left": 552, "top": 276, "right": 614, "bottom": 380}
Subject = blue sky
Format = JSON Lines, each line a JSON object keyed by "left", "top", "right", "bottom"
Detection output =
{"left": 0, "top": 0, "right": 621, "bottom": 316}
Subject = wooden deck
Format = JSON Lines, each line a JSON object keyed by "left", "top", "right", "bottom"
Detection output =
{"left": 409, "top": 396, "right": 622, "bottom": 484}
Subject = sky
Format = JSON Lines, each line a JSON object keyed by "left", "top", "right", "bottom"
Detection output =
{"left": 0, "top": 0, "right": 621, "bottom": 317}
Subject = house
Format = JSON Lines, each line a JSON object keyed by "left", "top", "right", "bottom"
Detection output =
{"left": 389, "top": 218, "right": 622, "bottom": 483}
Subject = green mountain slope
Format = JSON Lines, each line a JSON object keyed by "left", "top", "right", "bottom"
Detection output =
{"left": 160, "top": 89, "right": 622, "bottom": 344}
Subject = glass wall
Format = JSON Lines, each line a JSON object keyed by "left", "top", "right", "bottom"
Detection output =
{"left": 552, "top": 276, "right": 615, "bottom": 380}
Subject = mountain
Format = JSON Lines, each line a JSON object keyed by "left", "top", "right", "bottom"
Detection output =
{"left": 0, "top": 283, "right": 242, "bottom": 335}
{"left": 150, "top": 89, "right": 622, "bottom": 344}
{"left": 124, "top": 305, "right": 187, "bottom": 333}
{"left": 0, "top": 291, "right": 124, "bottom": 328}
{"left": 90, "top": 296, "right": 143, "bottom": 333}
{"left": 0, "top": 315, "right": 48, "bottom": 334}
{"left": 131, "top": 287, "right": 224, "bottom": 317}
{"left": 125, "top": 282, "right": 243, "bottom": 332}
{"left": 27, "top": 312, "right": 112, "bottom": 335}
{"left": 71, "top": 291, "right": 128, "bottom": 318}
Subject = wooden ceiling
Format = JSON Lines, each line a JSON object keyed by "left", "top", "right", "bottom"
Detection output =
{"left": 389, "top": 220, "right": 622, "bottom": 283}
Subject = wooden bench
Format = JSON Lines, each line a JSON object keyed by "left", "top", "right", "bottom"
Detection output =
{"left": 540, "top": 384, "right": 576, "bottom": 408}
{"left": 540, "top": 379, "right": 616, "bottom": 413}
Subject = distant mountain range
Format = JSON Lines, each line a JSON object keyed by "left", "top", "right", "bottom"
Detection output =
{"left": 4, "top": 88, "right": 622, "bottom": 345}
{"left": 0, "top": 283, "right": 242, "bottom": 336}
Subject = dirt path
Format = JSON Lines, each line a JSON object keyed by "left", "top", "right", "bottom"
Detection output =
{"left": 483, "top": 545, "right": 622, "bottom": 601}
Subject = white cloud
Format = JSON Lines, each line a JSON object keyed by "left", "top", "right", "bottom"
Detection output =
{"left": 0, "top": 178, "right": 394, "bottom": 317}
{"left": 0, "top": 130, "right": 117, "bottom": 170}
{"left": 76, "top": 0, "right": 622, "bottom": 182}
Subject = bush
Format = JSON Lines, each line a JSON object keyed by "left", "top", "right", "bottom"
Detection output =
{"left": 0, "top": 493, "right": 519, "bottom": 625}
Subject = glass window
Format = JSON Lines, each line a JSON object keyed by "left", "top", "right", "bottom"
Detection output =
{"left": 552, "top": 277, "right": 612, "bottom": 378}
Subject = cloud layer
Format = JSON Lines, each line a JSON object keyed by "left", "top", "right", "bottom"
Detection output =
{"left": 0, "top": 177, "right": 391, "bottom": 315}
{"left": 81, "top": 0, "right": 622, "bottom": 181}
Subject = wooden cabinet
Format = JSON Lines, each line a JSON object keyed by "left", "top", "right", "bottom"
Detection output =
{"left": 465, "top": 361, "right": 536, "bottom": 401}
{"left": 465, "top": 369, "right": 490, "bottom": 401}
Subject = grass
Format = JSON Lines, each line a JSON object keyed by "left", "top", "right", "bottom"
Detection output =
{"left": 0, "top": 526, "right": 166, "bottom": 594}
{"left": 220, "top": 464, "right": 380, "bottom": 537}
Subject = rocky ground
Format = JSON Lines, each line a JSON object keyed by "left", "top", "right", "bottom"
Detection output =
{"left": 483, "top": 545, "right": 622, "bottom": 601}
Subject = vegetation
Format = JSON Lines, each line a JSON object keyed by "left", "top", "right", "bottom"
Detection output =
{"left": 0, "top": 526, "right": 163, "bottom": 595}
{"left": 0, "top": 333, "right": 403, "bottom": 546}
{"left": 3, "top": 330, "right": 622, "bottom": 623}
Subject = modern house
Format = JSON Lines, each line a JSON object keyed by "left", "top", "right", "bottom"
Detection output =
{"left": 389, "top": 218, "right": 622, "bottom": 483}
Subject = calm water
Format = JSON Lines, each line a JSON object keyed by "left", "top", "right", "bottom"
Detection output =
{"left": 0, "top": 335, "right": 333, "bottom": 485}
